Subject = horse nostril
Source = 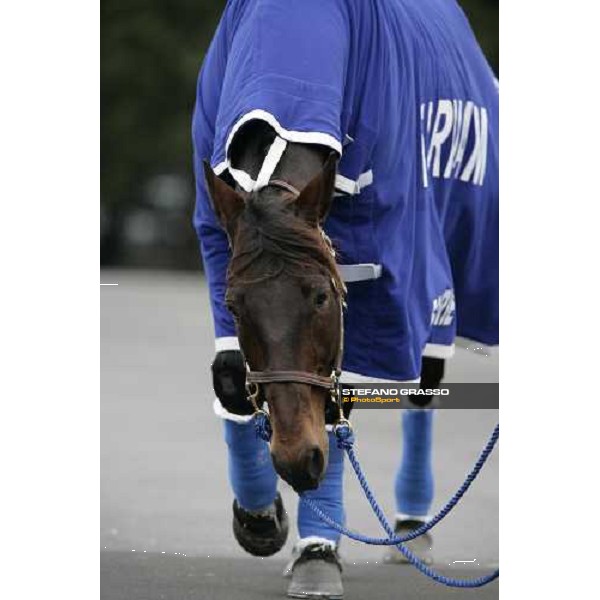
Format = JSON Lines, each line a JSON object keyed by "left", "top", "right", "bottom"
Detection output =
{"left": 305, "top": 446, "right": 325, "bottom": 483}
{"left": 271, "top": 446, "right": 325, "bottom": 492}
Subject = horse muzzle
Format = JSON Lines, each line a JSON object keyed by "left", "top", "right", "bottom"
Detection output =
{"left": 271, "top": 444, "right": 326, "bottom": 492}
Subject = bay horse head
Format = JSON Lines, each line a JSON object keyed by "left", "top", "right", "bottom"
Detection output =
{"left": 204, "top": 154, "right": 344, "bottom": 492}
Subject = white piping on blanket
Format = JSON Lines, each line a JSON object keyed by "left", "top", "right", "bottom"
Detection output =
{"left": 422, "top": 343, "right": 456, "bottom": 359}
{"left": 225, "top": 109, "right": 342, "bottom": 156}
{"left": 335, "top": 170, "right": 373, "bottom": 195}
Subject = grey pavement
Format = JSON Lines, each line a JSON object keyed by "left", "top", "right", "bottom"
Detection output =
{"left": 101, "top": 553, "right": 498, "bottom": 600}
{"left": 101, "top": 270, "right": 499, "bottom": 598}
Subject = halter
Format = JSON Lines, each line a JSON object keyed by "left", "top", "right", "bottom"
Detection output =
{"left": 244, "top": 178, "right": 347, "bottom": 423}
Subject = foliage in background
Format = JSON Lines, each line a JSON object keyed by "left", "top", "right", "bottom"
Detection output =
{"left": 460, "top": 0, "right": 498, "bottom": 76}
{"left": 101, "top": 0, "right": 498, "bottom": 269}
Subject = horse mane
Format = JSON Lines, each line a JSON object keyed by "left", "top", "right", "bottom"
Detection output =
{"left": 227, "top": 190, "right": 345, "bottom": 297}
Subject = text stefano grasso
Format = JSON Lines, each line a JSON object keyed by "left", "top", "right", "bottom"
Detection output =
{"left": 341, "top": 388, "right": 450, "bottom": 396}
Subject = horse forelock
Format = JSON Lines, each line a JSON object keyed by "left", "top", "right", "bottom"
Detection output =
{"left": 227, "top": 191, "right": 344, "bottom": 295}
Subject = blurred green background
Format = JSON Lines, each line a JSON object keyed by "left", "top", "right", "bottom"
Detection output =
{"left": 101, "top": 0, "right": 498, "bottom": 270}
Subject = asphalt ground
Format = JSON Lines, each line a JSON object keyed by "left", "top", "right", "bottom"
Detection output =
{"left": 101, "top": 552, "right": 498, "bottom": 600}
{"left": 101, "top": 270, "right": 499, "bottom": 599}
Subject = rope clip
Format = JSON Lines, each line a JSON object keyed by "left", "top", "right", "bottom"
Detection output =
{"left": 246, "top": 381, "right": 260, "bottom": 411}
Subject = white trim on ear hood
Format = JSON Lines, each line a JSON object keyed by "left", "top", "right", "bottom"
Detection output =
{"left": 225, "top": 109, "right": 342, "bottom": 156}
{"left": 254, "top": 136, "right": 288, "bottom": 189}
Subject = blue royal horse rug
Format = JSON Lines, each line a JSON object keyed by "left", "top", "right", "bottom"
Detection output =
{"left": 192, "top": 0, "right": 499, "bottom": 382}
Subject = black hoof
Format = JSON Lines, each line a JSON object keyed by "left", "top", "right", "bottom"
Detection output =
{"left": 232, "top": 492, "right": 289, "bottom": 557}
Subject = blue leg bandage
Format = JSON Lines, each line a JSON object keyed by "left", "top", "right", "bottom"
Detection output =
{"left": 223, "top": 419, "right": 278, "bottom": 512}
{"left": 297, "top": 431, "right": 345, "bottom": 545}
{"left": 395, "top": 410, "right": 435, "bottom": 517}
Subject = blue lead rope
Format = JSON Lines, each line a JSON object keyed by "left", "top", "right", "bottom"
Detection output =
{"left": 303, "top": 423, "right": 498, "bottom": 546}
{"left": 255, "top": 413, "right": 499, "bottom": 587}
{"left": 254, "top": 410, "right": 272, "bottom": 442}
{"left": 302, "top": 422, "right": 499, "bottom": 588}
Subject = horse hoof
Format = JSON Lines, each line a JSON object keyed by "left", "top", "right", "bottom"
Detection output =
{"left": 232, "top": 492, "right": 289, "bottom": 557}
{"left": 382, "top": 518, "right": 434, "bottom": 565}
{"left": 287, "top": 542, "right": 343, "bottom": 599}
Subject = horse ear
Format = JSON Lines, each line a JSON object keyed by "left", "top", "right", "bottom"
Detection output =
{"left": 203, "top": 161, "right": 245, "bottom": 242}
{"left": 295, "top": 152, "right": 338, "bottom": 225}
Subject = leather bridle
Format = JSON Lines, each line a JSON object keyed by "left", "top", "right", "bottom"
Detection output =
{"left": 244, "top": 179, "right": 346, "bottom": 421}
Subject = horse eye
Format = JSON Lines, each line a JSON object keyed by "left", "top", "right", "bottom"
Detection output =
{"left": 314, "top": 290, "right": 328, "bottom": 308}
